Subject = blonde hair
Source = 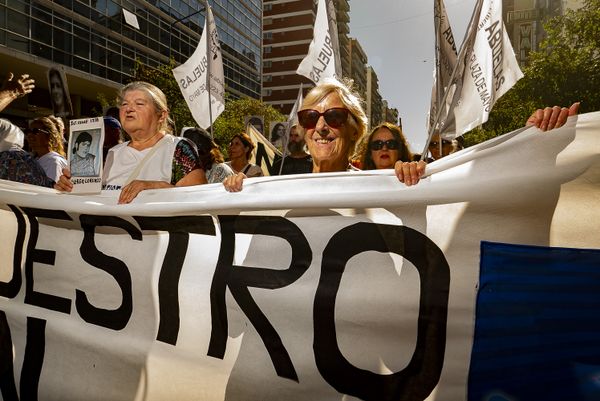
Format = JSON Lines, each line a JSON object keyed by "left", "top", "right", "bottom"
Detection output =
{"left": 118, "top": 81, "right": 173, "bottom": 133}
{"left": 300, "top": 78, "right": 368, "bottom": 161}
{"left": 32, "top": 115, "right": 66, "bottom": 156}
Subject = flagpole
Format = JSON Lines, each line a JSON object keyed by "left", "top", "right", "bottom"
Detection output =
{"left": 204, "top": 0, "right": 215, "bottom": 139}
{"left": 169, "top": 7, "right": 206, "bottom": 63}
{"left": 419, "top": 0, "right": 484, "bottom": 161}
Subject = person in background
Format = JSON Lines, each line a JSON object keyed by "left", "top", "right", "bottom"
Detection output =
{"left": 272, "top": 124, "right": 312, "bottom": 175}
{"left": 103, "top": 116, "right": 122, "bottom": 160}
{"left": 48, "top": 68, "right": 72, "bottom": 117}
{"left": 397, "top": 102, "right": 582, "bottom": 186}
{"left": 358, "top": 122, "right": 413, "bottom": 170}
{"left": 0, "top": 119, "right": 54, "bottom": 187}
{"left": 183, "top": 127, "right": 234, "bottom": 183}
{"left": 26, "top": 116, "right": 68, "bottom": 183}
{"left": 0, "top": 74, "right": 53, "bottom": 187}
{"left": 225, "top": 132, "right": 263, "bottom": 178}
{"left": 55, "top": 81, "right": 207, "bottom": 203}
{"left": 427, "top": 133, "right": 454, "bottom": 161}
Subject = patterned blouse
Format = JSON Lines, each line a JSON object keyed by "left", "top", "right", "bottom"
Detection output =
{"left": 0, "top": 149, "right": 55, "bottom": 187}
{"left": 171, "top": 139, "right": 203, "bottom": 184}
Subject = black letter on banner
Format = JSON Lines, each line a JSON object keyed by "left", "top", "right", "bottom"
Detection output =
{"left": 0, "top": 206, "right": 26, "bottom": 299}
{"left": 0, "top": 311, "right": 46, "bottom": 401}
{"left": 314, "top": 223, "right": 450, "bottom": 401}
{"left": 76, "top": 215, "right": 139, "bottom": 330}
{"left": 254, "top": 142, "right": 278, "bottom": 175}
{"left": 21, "top": 208, "right": 73, "bottom": 314}
{"left": 208, "top": 215, "right": 311, "bottom": 382}
{"left": 135, "top": 216, "right": 215, "bottom": 345}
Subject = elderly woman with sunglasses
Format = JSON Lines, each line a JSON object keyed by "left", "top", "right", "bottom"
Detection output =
{"left": 358, "top": 122, "right": 414, "bottom": 170}
{"left": 223, "top": 79, "right": 424, "bottom": 191}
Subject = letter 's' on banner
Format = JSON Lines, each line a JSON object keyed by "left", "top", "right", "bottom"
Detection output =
{"left": 297, "top": 0, "right": 339, "bottom": 84}
{"left": 173, "top": 4, "right": 225, "bottom": 129}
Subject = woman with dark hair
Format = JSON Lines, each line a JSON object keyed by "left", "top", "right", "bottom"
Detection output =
{"left": 358, "top": 122, "right": 413, "bottom": 170}
{"left": 48, "top": 68, "right": 72, "bottom": 117}
{"left": 70, "top": 131, "right": 97, "bottom": 176}
{"left": 183, "top": 128, "right": 234, "bottom": 183}
{"left": 225, "top": 132, "right": 263, "bottom": 178}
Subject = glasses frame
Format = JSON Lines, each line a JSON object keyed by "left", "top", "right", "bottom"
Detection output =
{"left": 24, "top": 127, "right": 51, "bottom": 136}
{"left": 370, "top": 139, "right": 400, "bottom": 151}
{"left": 297, "top": 107, "right": 350, "bottom": 129}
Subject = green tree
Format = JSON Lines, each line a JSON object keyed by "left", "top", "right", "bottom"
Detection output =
{"left": 464, "top": 0, "right": 600, "bottom": 146}
{"left": 212, "top": 97, "right": 286, "bottom": 151}
{"left": 132, "top": 59, "right": 195, "bottom": 133}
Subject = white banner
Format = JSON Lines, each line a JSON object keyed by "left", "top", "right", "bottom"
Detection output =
{"left": 297, "top": 0, "right": 339, "bottom": 84}
{"left": 428, "top": 0, "right": 458, "bottom": 137}
{"left": 442, "top": 0, "right": 523, "bottom": 137}
{"left": 173, "top": 4, "right": 225, "bottom": 129}
{"left": 0, "top": 112, "right": 599, "bottom": 400}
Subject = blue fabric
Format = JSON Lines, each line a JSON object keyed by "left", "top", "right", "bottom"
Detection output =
{"left": 469, "top": 241, "right": 600, "bottom": 401}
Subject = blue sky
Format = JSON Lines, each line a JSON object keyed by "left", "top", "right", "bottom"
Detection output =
{"left": 348, "top": 0, "right": 478, "bottom": 151}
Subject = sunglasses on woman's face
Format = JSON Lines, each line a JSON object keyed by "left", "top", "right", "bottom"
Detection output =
{"left": 297, "top": 108, "right": 350, "bottom": 129}
{"left": 370, "top": 139, "right": 399, "bottom": 150}
{"left": 429, "top": 139, "right": 452, "bottom": 147}
{"left": 24, "top": 128, "right": 50, "bottom": 136}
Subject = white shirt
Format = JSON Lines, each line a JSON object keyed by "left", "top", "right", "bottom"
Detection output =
{"left": 37, "top": 151, "right": 68, "bottom": 182}
{"left": 102, "top": 134, "right": 179, "bottom": 190}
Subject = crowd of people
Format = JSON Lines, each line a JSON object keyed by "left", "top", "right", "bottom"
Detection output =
{"left": 0, "top": 70, "right": 579, "bottom": 203}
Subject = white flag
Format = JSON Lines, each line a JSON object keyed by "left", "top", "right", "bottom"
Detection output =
{"left": 296, "top": 0, "right": 339, "bottom": 84}
{"left": 173, "top": 4, "right": 225, "bottom": 129}
{"left": 247, "top": 124, "right": 282, "bottom": 176}
{"left": 428, "top": 0, "right": 458, "bottom": 136}
{"left": 325, "top": 0, "right": 343, "bottom": 78}
{"left": 441, "top": 0, "right": 523, "bottom": 137}
{"left": 288, "top": 84, "right": 304, "bottom": 129}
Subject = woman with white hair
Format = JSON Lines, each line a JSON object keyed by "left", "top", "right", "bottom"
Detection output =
{"left": 55, "top": 81, "right": 207, "bottom": 203}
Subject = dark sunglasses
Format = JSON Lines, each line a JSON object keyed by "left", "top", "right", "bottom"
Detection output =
{"left": 24, "top": 128, "right": 50, "bottom": 136}
{"left": 429, "top": 139, "right": 452, "bottom": 147}
{"left": 297, "top": 108, "right": 350, "bottom": 129}
{"left": 370, "top": 139, "right": 400, "bottom": 151}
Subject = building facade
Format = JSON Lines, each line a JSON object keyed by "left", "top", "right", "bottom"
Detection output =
{"left": 348, "top": 37, "right": 367, "bottom": 103}
{"left": 366, "top": 65, "right": 382, "bottom": 129}
{"left": 0, "top": 0, "right": 262, "bottom": 124}
{"left": 262, "top": 0, "right": 351, "bottom": 115}
{"left": 503, "top": 0, "right": 584, "bottom": 65}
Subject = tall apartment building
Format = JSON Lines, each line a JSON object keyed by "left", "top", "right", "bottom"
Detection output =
{"left": 348, "top": 38, "right": 367, "bottom": 104}
{"left": 366, "top": 66, "right": 383, "bottom": 129}
{"left": 503, "top": 0, "right": 584, "bottom": 65}
{"left": 262, "top": 0, "right": 351, "bottom": 115}
{"left": 0, "top": 0, "right": 261, "bottom": 124}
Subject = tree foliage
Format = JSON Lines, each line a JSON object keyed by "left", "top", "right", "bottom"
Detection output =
{"left": 464, "top": 0, "right": 600, "bottom": 146}
{"left": 131, "top": 59, "right": 285, "bottom": 154}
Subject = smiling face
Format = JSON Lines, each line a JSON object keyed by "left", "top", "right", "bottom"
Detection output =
{"left": 302, "top": 92, "right": 357, "bottom": 172}
{"left": 119, "top": 89, "right": 164, "bottom": 140}
{"left": 370, "top": 127, "right": 400, "bottom": 169}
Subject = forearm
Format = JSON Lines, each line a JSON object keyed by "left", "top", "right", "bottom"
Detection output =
{"left": 0, "top": 89, "right": 18, "bottom": 113}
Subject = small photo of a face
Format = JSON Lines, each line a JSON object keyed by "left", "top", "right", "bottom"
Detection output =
{"left": 70, "top": 130, "right": 99, "bottom": 177}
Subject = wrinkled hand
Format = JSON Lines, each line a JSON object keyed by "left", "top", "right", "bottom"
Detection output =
{"left": 223, "top": 172, "right": 246, "bottom": 192}
{"left": 54, "top": 167, "right": 73, "bottom": 192}
{"left": 394, "top": 160, "right": 427, "bottom": 186}
{"left": 3, "top": 72, "right": 35, "bottom": 99}
{"left": 118, "top": 180, "right": 150, "bottom": 204}
{"left": 526, "top": 102, "right": 580, "bottom": 131}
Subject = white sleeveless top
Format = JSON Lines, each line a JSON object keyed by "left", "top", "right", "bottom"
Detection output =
{"left": 102, "top": 134, "right": 179, "bottom": 190}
